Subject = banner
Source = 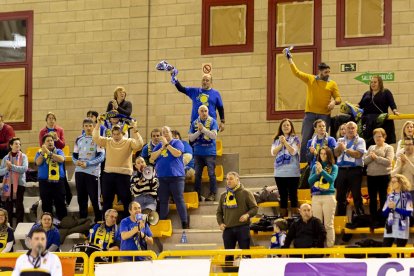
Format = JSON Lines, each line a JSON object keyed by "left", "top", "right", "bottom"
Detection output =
{"left": 239, "top": 258, "right": 414, "bottom": 276}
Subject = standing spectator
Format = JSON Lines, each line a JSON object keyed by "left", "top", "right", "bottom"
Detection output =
{"left": 308, "top": 147, "right": 338, "bottom": 247}
{"left": 271, "top": 119, "right": 300, "bottom": 217}
{"left": 141, "top": 128, "right": 161, "bottom": 165}
{"left": 35, "top": 134, "right": 67, "bottom": 220}
{"left": 106, "top": 86, "right": 132, "bottom": 117}
{"left": 73, "top": 118, "right": 105, "bottom": 222}
{"left": 0, "top": 137, "right": 28, "bottom": 227}
{"left": 282, "top": 204, "right": 326, "bottom": 252}
{"left": 150, "top": 126, "right": 189, "bottom": 229}
{"left": 336, "top": 123, "right": 347, "bottom": 139}
{"left": 392, "top": 138, "right": 414, "bottom": 199}
{"left": 334, "top": 122, "right": 366, "bottom": 216}
{"left": 306, "top": 119, "right": 337, "bottom": 168}
{"left": 358, "top": 76, "right": 399, "bottom": 147}
{"left": 88, "top": 209, "right": 120, "bottom": 251}
{"left": 0, "top": 208, "right": 14, "bottom": 253}
{"left": 93, "top": 119, "right": 143, "bottom": 219}
{"left": 189, "top": 105, "right": 219, "bottom": 201}
{"left": 172, "top": 73, "right": 225, "bottom": 131}
{"left": 216, "top": 172, "right": 258, "bottom": 266}
{"left": 382, "top": 174, "right": 413, "bottom": 248}
{"left": 27, "top": 212, "right": 60, "bottom": 252}
{"left": 396, "top": 121, "right": 414, "bottom": 158}
{"left": 283, "top": 48, "right": 341, "bottom": 162}
{"left": 86, "top": 110, "right": 106, "bottom": 136}
{"left": 0, "top": 114, "right": 15, "bottom": 159}
{"left": 120, "top": 202, "right": 153, "bottom": 261}
{"left": 38, "top": 112, "right": 65, "bottom": 149}
{"left": 13, "top": 228, "right": 62, "bottom": 276}
{"left": 172, "top": 130, "right": 195, "bottom": 183}
{"left": 130, "top": 157, "right": 158, "bottom": 212}
{"left": 364, "top": 128, "right": 394, "bottom": 226}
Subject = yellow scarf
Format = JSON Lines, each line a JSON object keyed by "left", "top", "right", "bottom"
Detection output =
{"left": 224, "top": 183, "right": 240, "bottom": 209}
{"left": 314, "top": 165, "right": 332, "bottom": 191}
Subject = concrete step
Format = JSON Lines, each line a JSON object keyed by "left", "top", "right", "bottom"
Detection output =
{"left": 162, "top": 229, "right": 223, "bottom": 251}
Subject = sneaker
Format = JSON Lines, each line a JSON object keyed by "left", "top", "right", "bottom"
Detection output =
{"left": 205, "top": 193, "right": 216, "bottom": 202}
{"left": 182, "top": 222, "right": 190, "bottom": 229}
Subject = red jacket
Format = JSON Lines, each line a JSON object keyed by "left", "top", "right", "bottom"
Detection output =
{"left": 0, "top": 124, "right": 15, "bottom": 151}
{"left": 39, "top": 125, "right": 65, "bottom": 149}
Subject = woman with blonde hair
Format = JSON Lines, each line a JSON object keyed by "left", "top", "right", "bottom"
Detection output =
{"left": 382, "top": 174, "right": 413, "bottom": 248}
{"left": 396, "top": 121, "right": 414, "bottom": 158}
{"left": 0, "top": 208, "right": 14, "bottom": 253}
{"left": 107, "top": 86, "right": 132, "bottom": 117}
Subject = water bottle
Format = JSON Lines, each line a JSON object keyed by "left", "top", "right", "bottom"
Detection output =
{"left": 180, "top": 231, "right": 188, "bottom": 244}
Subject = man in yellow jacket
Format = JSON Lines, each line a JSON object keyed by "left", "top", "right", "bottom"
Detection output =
{"left": 284, "top": 48, "right": 341, "bottom": 162}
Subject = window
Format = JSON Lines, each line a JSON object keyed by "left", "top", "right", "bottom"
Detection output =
{"left": 267, "top": 0, "right": 322, "bottom": 120}
{"left": 336, "top": 0, "right": 391, "bottom": 47}
{"left": 0, "top": 10, "right": 33, "bottom": 130}
{"left": 201, "top": 0, "right": 254, "bottom": 55}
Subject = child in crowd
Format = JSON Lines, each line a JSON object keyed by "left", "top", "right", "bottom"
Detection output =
{"left": 270, "top": 218, "right": 288, "bottom": 249}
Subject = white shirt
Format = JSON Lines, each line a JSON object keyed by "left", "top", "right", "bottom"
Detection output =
{"left": 12, "top": 251, "right": 62, "bottom": 276}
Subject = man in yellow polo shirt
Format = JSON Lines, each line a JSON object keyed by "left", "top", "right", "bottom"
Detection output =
{"left": 284, "top": 48, "right": 341, "bottom": 162}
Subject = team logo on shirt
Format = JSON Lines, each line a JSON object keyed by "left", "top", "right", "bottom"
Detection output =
{"left": 197, "top": 93, "right": 209, "bottom": 106}
{"left": 161, "top": 149, "right": 168, "bottom": 157}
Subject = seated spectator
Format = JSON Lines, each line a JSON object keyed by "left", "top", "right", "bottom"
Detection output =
{"left": 86, "top": 110, "right": 106, "bottom": 136}
{"left": 271, "top": 119, "right": 300, "bottom": 217}
{"left": 27, "top": 212, "right": 61, "bottom": 252}
{"left": 0, "top": 137, "right": 28, "bottom": 227}
{"left": 336, "top": 123, "right": 347, "bottom": 139}
{"left": 120, "top": 202, "right": 153, "bottom": 261}
{"left": 308, "top": 146, "right": 338, "bottom": 247}
{"left": 0, "top": 208, "right": 14, "bottom": 253}
{"left": 392, "top": 138, "right": 414, "bottom": 199}
{"left": 364, "top": 128, "right": 394, "bottom": 227}
{"left": 172, "top": 130, "right": 195, "bottom": 183}
{"left": 141, "top": 128, "right": 161, "bottom": 165}
{"left": 306, "top": 119, "right": 337, "bottom": 168}
{"left": 38, "top": 112, "right": 65, "bottom": 149}
{"left": 396, "top": 121, "right": 414, "bottom": 158}
{"left": 282, "top": 203, "right": 326, "bottom": 251}
{"left": 131, "top": 157, "right": 159, "bottom": 212}
{"left": 0, "top": 113, "right": 15, "bottom": 159}
{"left": 88, "top": 209, "right": 120, "bottom": 251}
{"left": 382, "top": 174, "right": 413, "bottom": 248}
{"left": 107, "top": 86, "right": 132, "bottom": 117}
{"left": 270, "top": 218, "right": 288, "bottom": 249}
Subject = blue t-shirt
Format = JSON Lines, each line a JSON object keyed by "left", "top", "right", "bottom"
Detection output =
{"left": 120, "top": 216, "right": 152, "bottom": 261}
{"left": 29, "top": 224, "right": 60, "bottom": 250}
{"left": 189, "top": 117, "right": 218, "bottom": 156}
{"left": 184, "top": 87, "right": 224, "bottom": 122}
{"left": 181, "top": 140, "right": 194, "bottom": 169}
{"left": 141, "top": 142, "right": 159, "bottom": 161}
{"left": 153, "top": 139, "right": 185, "bottom": 177}
{"left": 35, "top": 149, "right": 65, "bottom": 180}
{"left": 88, "top": 223, "right": 120, "bottom": 250}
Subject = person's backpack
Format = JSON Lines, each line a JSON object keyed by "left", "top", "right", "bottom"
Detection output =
{"left": 298, "top": 164, "right": 310, "bottom": 189}
{"left": 253, "top": 186, "right": 280, "bottom": 204}
{"left": 345, "top": 239, "right": 388, "bottom": 258}
{"left": 250, "top": 215, "right": 280, "bottom": 232}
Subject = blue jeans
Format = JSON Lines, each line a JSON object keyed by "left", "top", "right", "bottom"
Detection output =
{"left": 300, "top": 112, "right": 331, "bottom": 162}
{"left": 158, "top": 177, "right": 187, "bottom": 223}
{"left": 194, "top": 155, "right": 217, "bottom": 194}
{"left": 134, "top": 194, "right": 157, "bottom": 212}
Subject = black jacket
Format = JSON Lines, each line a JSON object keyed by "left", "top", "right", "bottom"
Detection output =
{"left": 282, "top": 216, "right": 326, "bottom": 248}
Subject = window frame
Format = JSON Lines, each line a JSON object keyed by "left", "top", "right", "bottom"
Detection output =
{"left": 0, "top": 10, "right": 33, "bottom": 130}
{"left": 336, "top": 0, "right": 392, "bottom": 47}
{"left": 201, "top": 0, "right": 254, "bottom": 55}
{"left": 267, "top": 0, "right": 322, "bottom": 120}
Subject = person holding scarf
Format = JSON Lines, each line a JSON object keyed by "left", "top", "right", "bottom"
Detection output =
{"left": 35, "top": 134, "right": 67, "bottom": 220}
{"left": 189, "top": 105, "right": 219, "bottom": 202}
{"left": 271, "top": 119, "right": 300, "bottom": 217}
{"left": 88, "top": 209, "right": 120, "bottom": 251}
{"left": 0, "top": 137, "right": 28, "bottom": 226}
{"left": 141, "top": 128, "right": 161, "bottom": 165}
{"left": 334, "top": 122, "right": 366, "bottom": 216}
{"left": 0, "top": 208, "right": 14, "bottom": 253}
{"left": 382, "top": 174, "right": 413, "bottom": 248}
{"left": 306, "top": 119, "right": 337, "bottom": 168}
{"left": 216, "top": 172, "right": 257, "bottom": 268}
{"left": 308, "top": 146, "right": 338, "bottom": 247}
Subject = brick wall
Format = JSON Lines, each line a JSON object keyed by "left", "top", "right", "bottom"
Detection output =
{"left": 4, "top": 0, "right": 414, "bottom": 174}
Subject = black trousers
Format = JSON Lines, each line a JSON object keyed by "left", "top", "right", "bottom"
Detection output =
{"left": 223, "top": 224, "right": 251, "bottom": 262}
{"left": 4, "top": 184, "right": 25, "bottom": 227}
{"left": 383, "top": 237, "right": 408, "bottom": 247}
{"left": 75, "top": 172, "right": 102, "bottom": 222}
{"left": 275, "top": 177, "right": 299, "bottom": 208}
{"left": 39, "top": 179, "right": 68, "bottom": 220}
{"left": 367, "top": 175, "right": 389, "bottom": 221}
{"left": 102, "top": 173, "right": 131, "bottom": 219}
{"left": 335, "top": 167, "right": 363, "bottom": 216}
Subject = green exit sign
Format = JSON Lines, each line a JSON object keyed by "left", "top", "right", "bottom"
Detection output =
{"left": 354, "top": 72, "right": 395, "bottom": 84}
{"left": 340, "top": 63, "right": 356, "bottom": 72}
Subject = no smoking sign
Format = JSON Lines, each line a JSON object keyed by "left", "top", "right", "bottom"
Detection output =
{"left": 202, "top": 63, "right": 212, "bottom": 75}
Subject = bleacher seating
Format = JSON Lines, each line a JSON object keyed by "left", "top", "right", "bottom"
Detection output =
{"left": 216, "top": 139, "right": 223, "bottom": 156}
{"left": 26, "top": 146, "right": 40, "bottom": 163}
{"left": 201, "top": 165, "right": 224, "bottom": 182}
{"left": 169, "top": 192, "right": 199, "bottom": 210}
{"left": 150, "top": 219, "right": 173, "bottom": 238}
{"left": 297, "top": 189, "right": 312, "bottom": 205}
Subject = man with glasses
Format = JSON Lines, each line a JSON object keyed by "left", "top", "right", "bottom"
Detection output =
{"left": 88, "top": 209, "right": 120, "bottom": 251}
{"left": 392, "top": 137, "right": 414, "bottom": 199}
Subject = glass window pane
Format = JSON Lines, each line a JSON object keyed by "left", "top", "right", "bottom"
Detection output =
{"left": 345, "top": 0, "right": 384, "bottom": 38}
{"left": 275, "top": 52, "right": 313, "bottom": 111}
{"left": 0, "top": 67, "right": 25, "bottom": 122}
{"left": 210, "top": 5, "right": 247, "bottom": 46}
{"left": 0, "top": 19, "right": 27, "bottom": 62}
{"left": 276, "top": 1, "right": 314, "bottom": 47}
